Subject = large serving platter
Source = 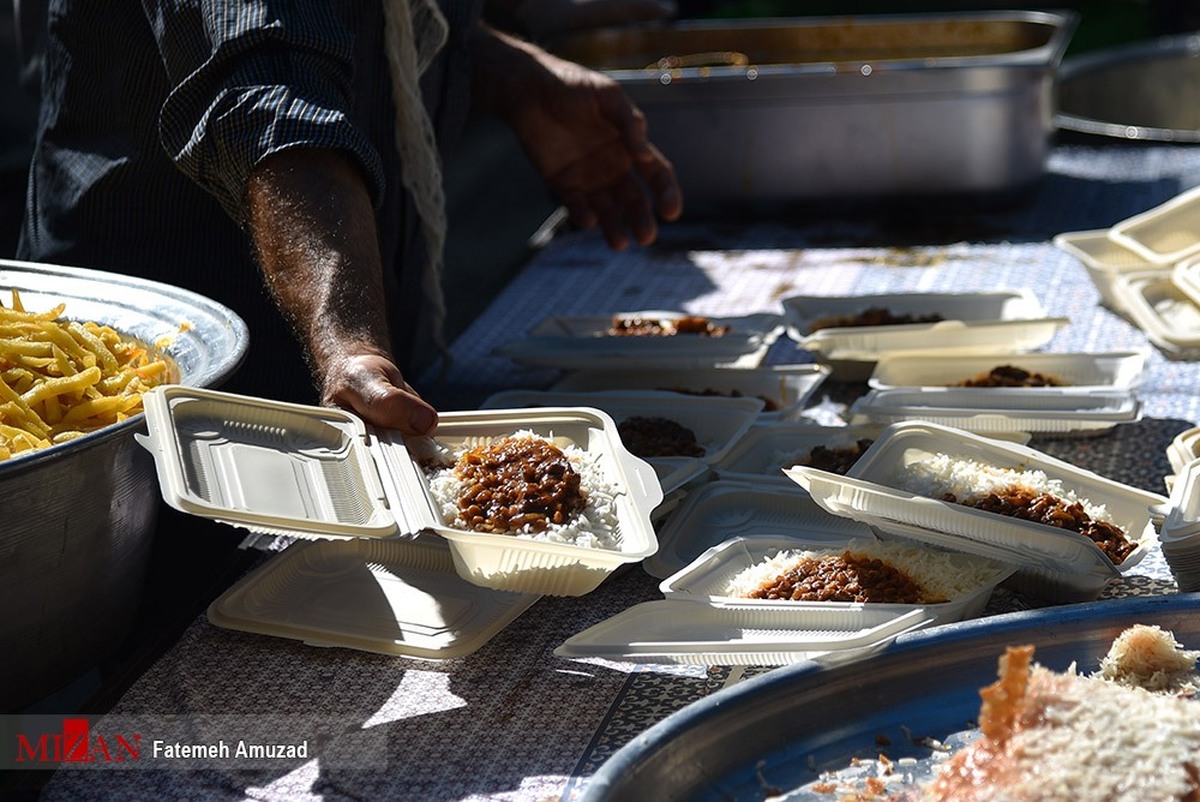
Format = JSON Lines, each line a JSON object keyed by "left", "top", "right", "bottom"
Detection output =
{"left": 575, "top": 593, "right": 1200, "bottom": 802}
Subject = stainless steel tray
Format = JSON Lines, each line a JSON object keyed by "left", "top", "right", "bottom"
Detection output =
{"left": 550, "top": 10, "right": 1076, "bottom": 208}
{"left": 577, "top": 592, "right": 1200, "bottom": 802}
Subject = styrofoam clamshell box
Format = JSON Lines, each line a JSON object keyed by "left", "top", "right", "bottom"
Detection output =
{"left": 867, "top": 350, "right": 1147, "bottom": 391}
{"left": 658, "top": 534, "right": 1015, "bottom": 627}
{"left": 1112, "top": 270, "right": 1200, "bottom": 356}
{"left": 495, "top": 310, "right": 783, "bottom": 370}
{"left": 1108, "top": 184, "right": 1200, "bottom": 266}
{"left": 480, "top": 388, "right": 762, "bottom": 465}
{"left": 780, "top": 289, "right": 1067, "bottom": 360}
{"left": 645, "top": 478, "right": 878, "bottom": 579}
{"left": 136, "top": 385, "right": 663, "bottom": 597}
{"left": 1171, "top": 252, "right": 1200, "bottom": 310}
{"left": 1053, "top": 229, "right": 1163, "bottom": 312}
{"left": 206, "top": 535, "right": 540, "bottom": 659}
{"left": 848, "top": 387, "right": 1141, "bottom": 435}
{"left": 550, "top": 364, "right": 831, "bottom": 422}
{"left": 712, "top": 423, "right": 885, "bottom": 482}
{"left": 784, "top": 420, "right": 1166, "bottom": 602}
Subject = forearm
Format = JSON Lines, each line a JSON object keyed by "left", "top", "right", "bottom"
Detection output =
{"left": 245, "top": 147, "right": 393, "bottom": 389}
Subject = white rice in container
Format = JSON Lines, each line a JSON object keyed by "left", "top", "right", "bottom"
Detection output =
{"left": 723, "top": 538, "right": 1009, "bottom": 602}
{"left": 423, "top": 430, "right": 621, "bottom": 550}
{"left": 895, "top": 453, "right": 1116, "bottom": 525}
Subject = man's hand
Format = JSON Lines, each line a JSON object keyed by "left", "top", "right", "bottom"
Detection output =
{"left": 472, "top": 25, "right": 682, "bottom": 250}
{"left": 245, "top": 148, "right": 438, "bottom": 435}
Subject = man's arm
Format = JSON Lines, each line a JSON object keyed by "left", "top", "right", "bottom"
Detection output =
{"left": 245, "top": 147, "right": 438, "bottom": 435}
{"left": 470, "top": 22, "right": 682, "bottom": 250}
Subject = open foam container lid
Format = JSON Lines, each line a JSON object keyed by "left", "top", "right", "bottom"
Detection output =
{"left": 207, "top": 535, "right": 540, "bottom": 660}
{"left": 554, "top": 601, "right": 933, "bottom": 666}
{"left": 782, "top": 420, "right": 1165, "bottom": 582}
{"left": 137, "top": 385, "right": 664, "bottom": 597}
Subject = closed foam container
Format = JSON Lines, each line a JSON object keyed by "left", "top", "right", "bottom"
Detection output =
{"left": 1053, "top": 229, "right": 1162, "bottom": 311}
{"left": 867, "top": 350, "right": 1147, "bottom": 391}
{"left": 784, "top": 420, "right": 1165, "bottom": 602}
{"left": 781, "top": 290, "right": 1066, "bottom": 361}
{"left": 480, "top": 388, "right": 763, "bottom": 466}
{"left": 137, "top": 385, "right": 663, "bottom": 597}
{"left": 658, "top": 534, "right": 1015, "bottom": 627}
{"left": 1111, "top": 270, "right": 1200, "bottom": 356}
{"left": 848, "top": 387, "right": 1141, "bottom": 435}
{"left": 496, "top": 310, "right": 782, "bottom": 370}
{"left": 645, "top": 477, "right": 877, "bottom": 579}
{"left": 1108, "top": 184, "right": 1200, "bottom": 265}
{"left": 1167, "top": 427, "right": 1200, "bottom": 475}
{"left": 550, "top": 364, "right": 831, "bottom": 422}
{"left": 206, "top": 535, "right": 540, "bottom": 659}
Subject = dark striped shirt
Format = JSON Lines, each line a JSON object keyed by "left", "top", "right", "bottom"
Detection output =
{"left": 18, "top": 0, "right": 479, "bottom": 404}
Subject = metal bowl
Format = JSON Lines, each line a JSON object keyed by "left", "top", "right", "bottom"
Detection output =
{"left": 0, "top": 259, "right": 247, "bottom": 710}
{"left": 577, "top": 593, "right": 1200, "bottom": 801}
{"left": 1055, "top": 33, "right": 1200, "bottom": 142}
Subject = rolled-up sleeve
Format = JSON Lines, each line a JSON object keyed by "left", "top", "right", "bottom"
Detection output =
{"left": 145, "top": 1, "right": 386, "bottom": 223}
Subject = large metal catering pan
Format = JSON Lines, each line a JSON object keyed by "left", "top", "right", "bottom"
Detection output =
{"left": 549, "top": 10, "right": 1076, "bottom": 209}
{"left": 1055, "top": 32, "right": 1200, "bottom": 142}
{"left": 577, "top": 592, "right": 1200, "bottom": 802}
{"left": 0, "top": 260, "right": 247, "bottom": 710}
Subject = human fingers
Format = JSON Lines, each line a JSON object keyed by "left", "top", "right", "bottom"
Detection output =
{"left": 587, "top": 189, "right": 631, "bottom": 251}
{"left": 635, "top": 141, "right": 683, "bottom": 222}
{"left": 594, "top": 82, "right": 653, "bottom": 161}
{"left": 324, "top": 354, "right": 438, "bottom": 435}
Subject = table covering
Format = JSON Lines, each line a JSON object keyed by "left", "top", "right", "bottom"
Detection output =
{"left": 36, "top": 140, "right": 1200, "bottom": 801}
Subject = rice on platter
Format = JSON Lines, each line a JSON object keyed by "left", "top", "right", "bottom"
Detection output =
{"left": 424, "top": 430, "right": 620, "bottom": 550}
{"left": 791, "top": 625, "right": 1200, "bottom": 801}
{"left": 894, "top": 453, "right": 1136, "bottom": 564}
{"left": 724, "top": 539, "right": 1007, "bottom": 605}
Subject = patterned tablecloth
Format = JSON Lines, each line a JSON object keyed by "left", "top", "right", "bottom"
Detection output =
{"left": 38, "top": 140, "right": 1200, "bottom": 801}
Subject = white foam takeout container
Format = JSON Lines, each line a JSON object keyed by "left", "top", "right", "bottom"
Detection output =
{"left": 1107, "top": 184, "right": 1200, "bottom": 266}
{"left": 1168, "top": 427, "right": 1200, "bottom": 476}
{"left": 136, "top": 385, "right": 663, "bottom": 597}
{"left": 784, "top": 420, "right": 1165, "bottom": 603}
{"left": 658, "top": 534, "right": 1015, "bottom": 627}
{"left": 1053, "top": 228, "right": 1163, "bottom": 312}
{"left": 480, "top": 389, "right": 763, "bottom": 466}
{"left": 495, "top": 310, "right": 783, "bottom": 370}
{"left": 867, "top": 350, "right": 1147, "bottom": 391}
{"left": 781, "top": 290, "right": 1067, "bottom": 361}
{"left": 550, "top": 364, "right": 831, "bottom": 422}
{"left": 848, "top": 387, "right": 1142, "bottom": 435}
{"left": 1158, "top": 457, "right": 1200, "bottom": 592}
{"left": 1111, "top": 270, "right": 1200, "bottom": 357}
{"left": 712, "top": 423, "right": 885, "bottom": 483}
{"left": 1170, "top": 252, "right": 1200, "bottom": 311}
{"left": 206, "top": 535, "right": 540, "bottom": 660}
{"left": 645, "top": 477, "right": 878, "bottom": 579}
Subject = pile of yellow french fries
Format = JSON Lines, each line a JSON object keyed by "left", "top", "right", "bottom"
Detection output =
{"left": 0, "top": 289, "right": 171, "bottom": 461}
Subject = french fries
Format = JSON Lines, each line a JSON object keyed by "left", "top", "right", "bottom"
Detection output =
{"left": 0, "top": 289, "right": 172, "bottom": 460}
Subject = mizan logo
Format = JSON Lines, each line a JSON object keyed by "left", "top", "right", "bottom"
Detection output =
{"left": 15, "top": 718, "right": 141, "bottom": 764}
